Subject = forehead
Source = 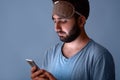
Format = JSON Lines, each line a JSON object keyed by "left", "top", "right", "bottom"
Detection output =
{"left": 52, "top": 14, "right": 74, "bottom": 21}
{"left": 52, "top": 14, "right": 76, "bottom": 24}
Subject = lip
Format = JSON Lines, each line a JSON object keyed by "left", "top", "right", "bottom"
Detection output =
{"left": 57, "top": 32, "right": 65, "bottom": 36}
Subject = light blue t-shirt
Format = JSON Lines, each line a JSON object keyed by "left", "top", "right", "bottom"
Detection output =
{"left": 42, "top": 40, "right": 115, "bottom": 80}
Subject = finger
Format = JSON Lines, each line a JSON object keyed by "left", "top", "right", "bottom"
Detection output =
{"left": 37, "top": 69, "right": 47, "bottom": 78}
{"left": 31, "top": 70, "right": 41, "bottom": 79}
{"left": 31, "top": 66, "right": 37, "bottom": 73}
{"left": 32, "top": 77, "right": 39, "bottom": 80}
{"left": 33, "top": 77, "right": 47, "bottom": 80}
{"left": 44, "top": 72, "right": 56, "bottom": 80}
{"left": 31, "top": 69, "right": 45, "bottom": 79}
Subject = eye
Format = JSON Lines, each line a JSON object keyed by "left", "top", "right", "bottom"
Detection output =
{"left": 52, "top": 17, "right": 57, "bottom": 23}
{"left": 53, "top": 20, "right": 57, "bottom": 23}
{"left": 60, "top": 19, "right": 67, "bottom": 23}
{"left": 52, "top": 18, "right": 57, "bottom": 24}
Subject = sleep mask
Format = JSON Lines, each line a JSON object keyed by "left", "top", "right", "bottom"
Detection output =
{"left": 52, "top": 1, "right": 81, "bottom": 19}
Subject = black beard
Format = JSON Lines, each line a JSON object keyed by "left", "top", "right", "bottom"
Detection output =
{"left": 59, "top": 23, "right": 81, "bottom": 43}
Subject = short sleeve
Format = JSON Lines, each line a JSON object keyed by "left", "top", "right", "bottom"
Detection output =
{"left": 92, "top": 50, "right": 115, "bottom": 80}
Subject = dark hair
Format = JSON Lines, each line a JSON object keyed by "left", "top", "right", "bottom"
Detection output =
{"left": 52, "top": 0, "right": 90, "bottom": 19}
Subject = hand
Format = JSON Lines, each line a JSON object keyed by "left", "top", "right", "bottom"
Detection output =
{"left": 31, "top": 66, "right": 56, "bottom": 80}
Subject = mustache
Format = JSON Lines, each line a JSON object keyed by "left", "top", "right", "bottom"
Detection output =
{"left": 56, "top": 31, "right": 66, "bottom": 34}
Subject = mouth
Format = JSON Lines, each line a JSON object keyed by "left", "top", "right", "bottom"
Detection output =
{"left": 57, "top": 31, "right": 66, "bottom": 36}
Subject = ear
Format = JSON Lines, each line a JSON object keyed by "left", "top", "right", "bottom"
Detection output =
{"left": 78, "top": 15, "right": 86, "bottom": 27}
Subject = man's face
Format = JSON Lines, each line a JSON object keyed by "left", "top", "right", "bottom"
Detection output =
{"left": 52, "top": 15, "right": 81, "bottom": 43}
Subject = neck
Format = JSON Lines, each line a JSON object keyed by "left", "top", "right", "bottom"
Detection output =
{"left": 62, "top": 30, "right": 90, "bottom": 58}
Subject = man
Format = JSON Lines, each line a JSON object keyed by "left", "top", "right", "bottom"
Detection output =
{"left": 31, "top": 0, "right": 115, "bottom": 80}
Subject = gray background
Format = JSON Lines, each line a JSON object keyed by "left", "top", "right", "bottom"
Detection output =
{"left": 0, "top": 0, "right": 120, "bottom": 80}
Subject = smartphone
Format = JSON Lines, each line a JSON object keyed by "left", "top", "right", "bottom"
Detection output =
{"left": 26, "top": 59, "right": 40, "bottom": 69}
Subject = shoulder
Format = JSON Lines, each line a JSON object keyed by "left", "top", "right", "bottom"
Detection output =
{"left": 86, "top": 40, "right": 115, "bottom": 68}
{"left": 89, "top": 40, "right": 111, "bottom": 56}
{"left": 44, "top": 42, "right": 63, "bottom": 57}
{"left": 46, "top": 42, "right": 63, "bottom": 52}
{"left": 87, "top": 40, "right": 114, "bottom": 62}
{"left": 41, "top": 42, "right": 63, "bottom": 68}
{"left": 88, "top": 40, "right": 115, "bottom": 80}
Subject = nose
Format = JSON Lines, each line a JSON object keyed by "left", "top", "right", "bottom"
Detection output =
{"left": 54, "top": 22, "right": 61, "bottom": 32}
